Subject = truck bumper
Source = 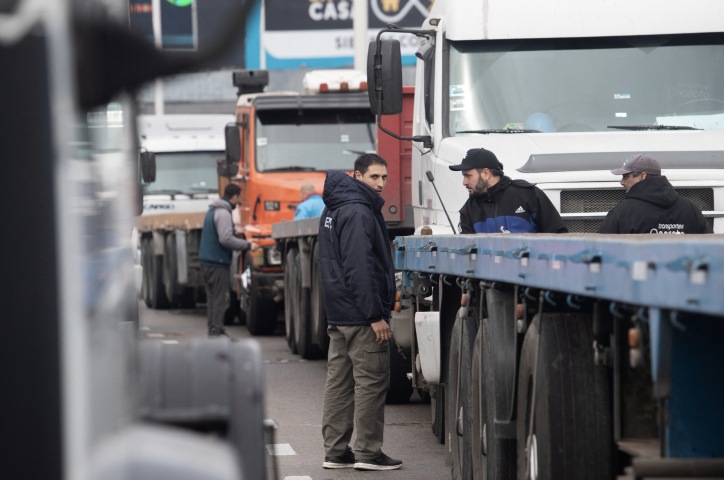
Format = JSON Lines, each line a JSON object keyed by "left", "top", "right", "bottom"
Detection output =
{"left": 251, "top": 271, "right": 284, "bottom": 301}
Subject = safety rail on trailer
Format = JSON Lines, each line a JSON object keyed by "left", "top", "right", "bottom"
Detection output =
{"left": 396, "top": 232, "right": 724, "bottom": 478}
{"left": 396, "top": 234, "right": 724, "bottom": 317}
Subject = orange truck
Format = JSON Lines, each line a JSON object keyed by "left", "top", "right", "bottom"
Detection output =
{"left": 220, "top": 70, "right": 414, "bottom": 338}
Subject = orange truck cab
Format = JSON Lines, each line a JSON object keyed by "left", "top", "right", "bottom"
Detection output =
{"left": 221, "top": 70, "right": 400, "bottom": 335}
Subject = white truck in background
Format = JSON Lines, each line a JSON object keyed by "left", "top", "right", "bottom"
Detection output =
{"left": 136, "top": 114, "right": 234, "bottom": 308}
{"left": 408, "top": 0, "right": 724, "bottom": 234}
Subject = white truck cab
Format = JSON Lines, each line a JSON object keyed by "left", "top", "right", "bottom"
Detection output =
{"left": 410, "top": 0, "right": 724, "bottom": 233}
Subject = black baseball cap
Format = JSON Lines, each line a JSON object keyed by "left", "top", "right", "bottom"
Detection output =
{"left": 611, "top": 154, "right": 661, "bottom": 176}
{"left": 449, "top": 148, "right": 503, "bottom": 171}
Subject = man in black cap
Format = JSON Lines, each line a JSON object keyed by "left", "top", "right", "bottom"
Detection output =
{"left": 451, "top": 148, "right": 567, "bottom": 234}
{"left": 597, "top": 154, "right": 712, "bottom": 234}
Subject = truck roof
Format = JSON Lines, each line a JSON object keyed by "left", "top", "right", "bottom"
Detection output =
{"left": 137, "top": 114, "right": 234, "bottom": 153}
{"left": 432, "top": 0, "right": 724, "bottom": 41}
{"left": 236, "top": 91, "right": 371, "bottom": 110}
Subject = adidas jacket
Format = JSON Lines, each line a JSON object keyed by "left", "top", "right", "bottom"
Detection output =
{"left": 459, "top": 176, "right": 568, "bottom": 234}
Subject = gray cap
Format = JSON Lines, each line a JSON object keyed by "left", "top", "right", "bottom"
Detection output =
{"left": 611, "top": 154, "right": 661, "bottom": 176}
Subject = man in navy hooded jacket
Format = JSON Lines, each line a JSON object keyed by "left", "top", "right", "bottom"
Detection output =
{"left": 318, "top": 154, "right": 402, "bottom": 471}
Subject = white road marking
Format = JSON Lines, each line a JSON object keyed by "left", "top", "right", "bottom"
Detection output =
{"left": 284, "top": 477, "right": 312, "bottom": 480}
{"left": 161, "top": 340, "right": 179, "bottom": 345}
{"left": 264, "top": 419, "right": 278, "bottom": 429}
{"left": 139, "top": 326, "right": 150, "bottom": 331}
{"left": 266, "top": 444, "right": 296, "bottom": 456}
{"left": 147, "top": 333, "right": 165, "bottom": 338}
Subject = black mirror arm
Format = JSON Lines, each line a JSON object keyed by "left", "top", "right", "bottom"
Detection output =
{"left": 376, "top": 111, "right": 433, "bottom": 148}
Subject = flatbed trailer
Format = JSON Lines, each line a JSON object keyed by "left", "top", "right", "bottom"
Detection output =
{"left": 393, "top": 232, "right": 724, "bottom": 479}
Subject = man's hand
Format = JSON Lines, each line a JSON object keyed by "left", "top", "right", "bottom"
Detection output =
{"left": 371, "top": 319, "right": 391, "bottom": 346}
{"left": 249, "top": 242, "right": 260, "bottom": 252}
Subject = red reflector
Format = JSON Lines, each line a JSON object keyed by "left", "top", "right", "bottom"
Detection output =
{"left": 360, "top": 81, "right": 367, "bottom": 90}
{"left": 320, "top": 83, "right": 328, "bottom": 92}
{"left": 340, "top": 82, "right": 349, "bottom": 91}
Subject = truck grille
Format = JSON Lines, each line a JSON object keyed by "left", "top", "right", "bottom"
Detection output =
{"left": 561, "top": 188, "right": 714, "bottom": 233}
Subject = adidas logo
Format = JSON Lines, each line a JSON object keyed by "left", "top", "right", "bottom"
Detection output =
{"left": 515, "top": 206, "right": 525, "bottom": 214}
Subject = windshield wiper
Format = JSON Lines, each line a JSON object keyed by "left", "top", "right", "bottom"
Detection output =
{"left": 344, "top": 149, "right": 376, "bottom": 155}
{"left": 261, "top": 166, "right": 317, "bottom": 173}
{"left": 457, "top": 129, "right": 542, "bottom": 134}
{"left": 144, "top": 189, "right": 183, "bottom": 195}
{"left": 607, "top": 125, "right": 701, "bottom": 131}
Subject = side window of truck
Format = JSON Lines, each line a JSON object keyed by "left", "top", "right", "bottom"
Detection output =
{"left": 242, "top": 113, "right": 250, "bottom": 168}
{"left": 420, "top": 38, "right": 435, "bottom": 125}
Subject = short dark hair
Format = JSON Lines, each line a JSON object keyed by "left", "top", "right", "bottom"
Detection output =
{"left": 354, "top": 153, "right": 387, "bottom": 176}
{"left": 224, "top": 183, "right": 241, "bottom": 198}
{"left": 478, "top": 164, "right": 504, "bottom": 178}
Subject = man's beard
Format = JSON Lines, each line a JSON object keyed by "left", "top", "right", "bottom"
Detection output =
{"left": 469, "top": 175, "right": 490, "bottom": 198}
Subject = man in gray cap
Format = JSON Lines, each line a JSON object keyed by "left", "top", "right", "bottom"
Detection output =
{"left": 451, "top": 148, "right": 567, "bottom": 234}
{"left": 597, "top": 154, "right": 712, "bottom": 234}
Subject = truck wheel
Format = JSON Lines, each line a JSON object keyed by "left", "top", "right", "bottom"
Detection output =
{"left": 293, "top": 251, "right": 323, "bottom": 359}
{"left": 163, "top": 233, "right": 195, "bottom": 308}
{"left": 310, "top": 242, "right": 329, "bottom": 352}
{"left": 471, "top": 321, "right": 515, "bottom": 480}
{"left": 284, "top": 248, "right": 298, "bottom": 353}
{"left": 141, "top": 237, "right": 152, "bottom": 308}
{"left": 431, "top": 384, "right": 445, "bottom": 443}
{"left": 243, "top": 251, "right": 277, "bottom": 336}
{"left": 385, "top": 344, "right": 414, "bottom": 404}
{"left": 516, "top": 313, "right": 613, "bottom": 480}
{"left": 143, "top": 236, "right": 169, "bottom": 309}
{"left": 447, "top": 314, "right": 474, "bottom": 480}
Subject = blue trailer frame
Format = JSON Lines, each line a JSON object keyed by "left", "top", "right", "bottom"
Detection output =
{"left": 395, "top": 233, "right": 724, "bottom": 462}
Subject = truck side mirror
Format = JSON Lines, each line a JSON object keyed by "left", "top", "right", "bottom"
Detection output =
{"left": 140, "top": 151, "right": 156, "bottom": 183}
{"left": 367, "top": 40, "right": 403, "bottom": 115}
{"left": 225, "top": 124, "right": 241, "bottom": 164}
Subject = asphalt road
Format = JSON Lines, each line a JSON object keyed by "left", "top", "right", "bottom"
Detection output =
{"left": 139, "top": 303, "right": 450, "bottom": 480}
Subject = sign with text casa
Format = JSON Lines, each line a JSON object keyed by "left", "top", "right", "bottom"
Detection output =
{"left": 264, "top": 0, "right": 434, "bottom": 69}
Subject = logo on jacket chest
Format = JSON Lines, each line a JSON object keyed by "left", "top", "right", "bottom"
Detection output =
{"left": 324, "top": 217, "right": 334, "bottom": 229}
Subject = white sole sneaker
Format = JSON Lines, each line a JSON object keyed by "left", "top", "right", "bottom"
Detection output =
{"left": 322, "top": 462, "right": 355, "bottom": 469}
{"left": 353, "top": 462, "right": 403, "bottom": 471}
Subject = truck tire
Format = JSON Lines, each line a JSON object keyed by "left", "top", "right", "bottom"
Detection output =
{"left": 142, "top": 236, "right": 170, "bottom": 309}
{"left": 243, "top": 251, "right": 277, "bottom": 336}
{"left": 163, "top": 233, "right": 195, "bottom": 308}
{"left": 293, "top": 251, "right": 324, "bottom": 359}
{"left": 516, "top": 313, "right": 613, "bottom": 480}
{"left": 310, "top": 242, "right": 329, "bottom": 352}
{"left": 431, "top": 384, "right": 445, "bottom": 443}
{"left": 471, "top": 321, "right": 515, "bottom": 480}
{"left": 385, "top": 344, "right": 414, "bottom": 404}
{"left": 141, "top": 237, "right": 152, "bottom": 308}
{"left": 284, "top": 248, "right": 298, "bottom": 354}
{"left": 447, "top": 314, "right": 473, "bottom": 480}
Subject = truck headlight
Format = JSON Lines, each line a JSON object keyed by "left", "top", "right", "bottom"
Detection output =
{"left": 267, "top": 246, "right": 282, "bottom": 265}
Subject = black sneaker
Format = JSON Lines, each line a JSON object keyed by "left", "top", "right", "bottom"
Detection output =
{"left": 323, "top": 445, "right": 356, "bottom": 469}
{"left": 354, "top": 452, "right": 403, "bottom": 471}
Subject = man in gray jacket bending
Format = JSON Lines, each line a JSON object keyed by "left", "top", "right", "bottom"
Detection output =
{"left": 199, "top": 184, "right": 259, "bottom": 337}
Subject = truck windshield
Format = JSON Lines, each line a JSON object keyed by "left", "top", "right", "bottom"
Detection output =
{"left": 448, "top": 34, "right": 724, "bottom": 135}
{"left": 255, "top": 109, "right": 376, "bottom": 172}
{"left": 143, "top": 151, "right": 221, "bottom": 195}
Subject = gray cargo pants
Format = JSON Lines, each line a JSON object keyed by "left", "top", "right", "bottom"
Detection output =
{"left": 322, "top": 324, "right": 390, "bottom": 459}
{"left": 201, "top": 264, "right": 229, "bottom": 335}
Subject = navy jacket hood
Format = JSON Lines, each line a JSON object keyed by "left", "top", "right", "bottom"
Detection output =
{"left": 323, "top": 169, "right": 385, "bottom": 212}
